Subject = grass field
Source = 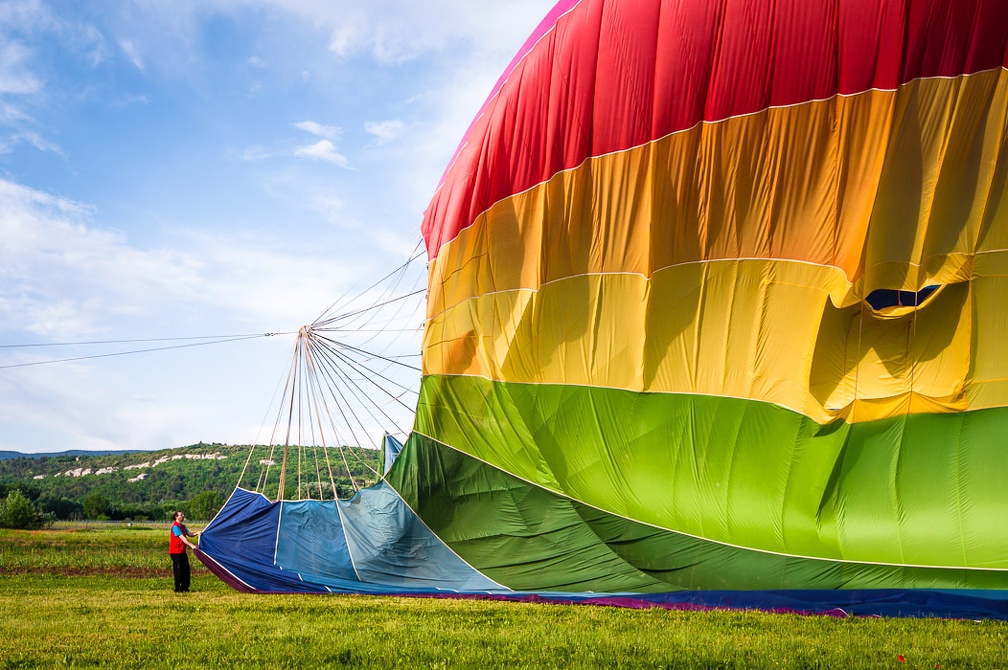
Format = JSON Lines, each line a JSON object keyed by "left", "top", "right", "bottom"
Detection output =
{"left": 2, "top": 527, "right": 1007, "bottom": 669}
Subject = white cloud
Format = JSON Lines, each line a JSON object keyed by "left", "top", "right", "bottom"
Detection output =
{"left": 302, "top": 1, "right": 555, "bottom": 65}
{"left": 0, "top": 41, "right": 41, "bottom": 95}
{"left": 293, "top": 139, "right": 349, "bottom": 167}
{"left": 241, "top": 146, "right": 270, "bottom": 161}
{"left": 109, "top": 93, "right": 151, "bottom": 108}
{"left": 294, "top": 120, "right": 340, "bottom": 139}
{"left": 248, "top": 55, "right": 265, "bottom": 68}
{"left": 0, "top": 179, "right": 201, "bottom": 340}
{"left": 118, "top": 38, "right": 144, "bottom": 70}
{"left": 328, "top": 21, "right": 362, "bottom": 60}
{"left": 364, "top": 119, "right": 405, "bottom": 145}
{"left": 0, "top": 178, "right": 374, "bottom": 338}
{"left": 16, "top": 128, "right": 63, "bottom": 155}
{"left": 77, "top": 23, "right": 110, "bottom": 68}
{"left": 305, "top": 193, "right": 347, "bottom": 225}
{"left": 182, "top": 236, "right": 361, "bottom": 327}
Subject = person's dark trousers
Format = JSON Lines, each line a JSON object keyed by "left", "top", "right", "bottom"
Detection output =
{"left": 171, "top": 552, "right": 191, "bottom": 592}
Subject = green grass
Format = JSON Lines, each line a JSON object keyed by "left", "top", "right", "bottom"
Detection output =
{"left": 1, "top": 528, "right": 1007, "bottom": 668}
{"left": 0, "top": 524, "right": 190, "bottom": 575}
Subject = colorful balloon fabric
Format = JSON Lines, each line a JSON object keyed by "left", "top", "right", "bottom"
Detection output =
{"left": 199, "top": 0, "right": 1008, "bottom": 617}
{"left": 417, "top": 0, "right": 1008, "bottom": 597}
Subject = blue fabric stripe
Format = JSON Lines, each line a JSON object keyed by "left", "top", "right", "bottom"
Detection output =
{"left": 198, "top": 486, "right": 1008, "bottom": 617}
{"left": 199, "top": 484, "right": 500, "bottom": 594}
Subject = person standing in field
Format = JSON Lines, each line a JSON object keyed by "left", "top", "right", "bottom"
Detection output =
{"left": 169, "top": 511, "right": 199, "bottom": 593}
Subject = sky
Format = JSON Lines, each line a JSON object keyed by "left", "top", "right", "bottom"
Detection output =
{"left": 0, "top": 0, "right": 557, "bottom": 454}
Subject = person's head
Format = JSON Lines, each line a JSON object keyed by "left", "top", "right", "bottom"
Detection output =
{"left": 173, "top": 511, "right": 184, "bottom": 522}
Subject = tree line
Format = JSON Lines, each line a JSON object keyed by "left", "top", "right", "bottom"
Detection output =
{"left": 0, "top": 487, "right": 228, "bottom": 529}
{"left": 0, "top": 442, "right": 383, "bottom": 529}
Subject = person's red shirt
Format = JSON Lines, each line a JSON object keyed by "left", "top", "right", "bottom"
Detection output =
{"left": 169, "top": 521, "right": 189, "bottom": 554}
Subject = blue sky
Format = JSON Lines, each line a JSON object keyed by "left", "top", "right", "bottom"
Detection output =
{"left": 0, "top": 0, "right": 555, "bottom": 453}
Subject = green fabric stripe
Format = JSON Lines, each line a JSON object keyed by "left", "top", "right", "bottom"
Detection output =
{"left": 413, "top": 375, "right": 1008, "bottom": 571}
{"left": 388, "top": 432, "right": 1008, "bottom": 592}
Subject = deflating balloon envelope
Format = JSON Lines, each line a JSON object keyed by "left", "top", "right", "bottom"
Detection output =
{"left": 198, "top": 0, "right": 1008, "bottom": 618}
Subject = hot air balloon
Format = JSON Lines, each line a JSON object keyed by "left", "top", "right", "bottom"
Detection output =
{"left": 198, "top": 0, "right": 1008, "bottom": 618}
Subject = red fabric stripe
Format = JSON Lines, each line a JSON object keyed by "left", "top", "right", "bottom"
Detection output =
{"left": 437, "top": 0, "right": 585, "bottom": 190}
{"left": 423, "top": 0, "right": 1008, "bottom": 259}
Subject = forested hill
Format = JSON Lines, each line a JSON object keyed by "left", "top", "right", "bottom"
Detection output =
{"left": 0, "top": 449, "right": 141, "bottom": 460}
{"left": 0, "top": 442, "right": 383, "bottom": 522}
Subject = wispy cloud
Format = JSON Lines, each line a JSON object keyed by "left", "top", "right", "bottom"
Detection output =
{"left": 311, "top": 1, "right": 553, "bottom": 65}
{"left": 17, "top": 129, "right": 65, "bottom": 156}
{"left": 364, "top": 119, "right": 406, "bottom": 145}
{"left": 293, "top": 122, "right": 348, "bottom": 166}
{"left": 0, "top": 40, "right": 60, "bottom": 153}
{"left": 292, "top": 120, "right": 350, "bottom": 163}
{"left": 118, "top": 39, "right": 144, "bottom": 70}
{"left": 0, "top": 179, "right": 199, "bottom": 339}
{"left": 241, "top": 146, "right": 270, "bottom": 161}
{"left": 293, "top": 139, "right": 349, "bottom": 167}
{"left": 305, "top": 194, "right": 347, "bottom": 225}
{"left": 328, "top": 21, "right": 362, "bottom": 60}
{"left": 0, "top": 177, "right": 379, "bottom": 334}
{"left": 294, "top": 120, "right": 340, "bottom": 139}
{"left": 0, "top": 41, "right": 41, "bottom": 95}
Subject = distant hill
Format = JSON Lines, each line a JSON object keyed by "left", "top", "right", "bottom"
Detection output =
{"left": 0, "top": 449, "right": 143, "bottom": 461}
{"left": 0, "top": 442, "right": 383, "bottom": 521}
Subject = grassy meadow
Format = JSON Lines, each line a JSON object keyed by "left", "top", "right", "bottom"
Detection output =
{"left": 2, "top": 527, "right": 1007, "bottom": 669}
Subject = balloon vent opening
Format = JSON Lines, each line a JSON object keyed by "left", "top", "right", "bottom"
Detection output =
{"left": 865, "top": 285, "right": 941, "bottom": 315}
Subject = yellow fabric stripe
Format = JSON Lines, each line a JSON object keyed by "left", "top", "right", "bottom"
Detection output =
{"left": 427, "top": 69, "right": 1008, "bottom": 323}
{"left": 423, "top": 254, "right": 1008, "bottom": 423}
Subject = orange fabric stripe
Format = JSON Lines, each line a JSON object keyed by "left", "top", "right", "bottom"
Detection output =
{"left": 428, "top": 70, "right": 1008, "bottom": 322}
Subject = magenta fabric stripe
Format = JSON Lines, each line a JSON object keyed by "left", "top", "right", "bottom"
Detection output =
{"left": 423, "top": 0, "right": 1008, "bottom": 259}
